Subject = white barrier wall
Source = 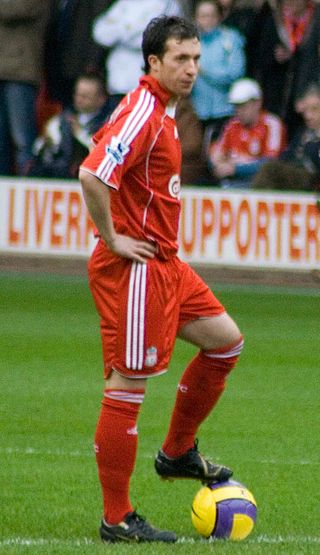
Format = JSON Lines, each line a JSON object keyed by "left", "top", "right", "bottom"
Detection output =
{"left": 0, "top": 178, "right": 94, "bottom": 257}
{"left": 0, "top": 177, "right": 319, "bottom": 270}
{"left": 180, "top": 188, "right": 319, "bottom": 269}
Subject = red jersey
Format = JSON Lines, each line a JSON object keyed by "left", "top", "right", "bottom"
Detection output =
{"left": 210, "top": 111, "right": 287, "bottom": 163}
{"left": 80, "top": 75, "right": 182, "bottom": 259}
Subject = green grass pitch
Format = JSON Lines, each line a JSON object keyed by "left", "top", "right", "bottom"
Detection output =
{"left": 0, "top": 271, "right": 319, "bottom": 554}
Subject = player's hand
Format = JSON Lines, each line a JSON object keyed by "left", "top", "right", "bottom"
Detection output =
{"left": 106, "top": 233, "right": 156, "bottom": 263}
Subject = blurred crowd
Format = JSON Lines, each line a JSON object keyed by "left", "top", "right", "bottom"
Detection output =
{"left": 1, "top": 0, "right": 320, "bottom": 192}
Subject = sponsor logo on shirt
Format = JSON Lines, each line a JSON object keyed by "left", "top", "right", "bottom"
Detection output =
{"left": 168, "top": 174, "right": 181, "bottom": 199}
{"left": 106, "top": 136, "right": 130, "bottom": 164}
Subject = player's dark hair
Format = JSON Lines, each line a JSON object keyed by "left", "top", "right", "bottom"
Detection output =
{"left": 142, "top": 15, "right": 199, "bottom": 74}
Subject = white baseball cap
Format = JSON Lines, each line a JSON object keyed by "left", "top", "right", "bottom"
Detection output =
{"left": 229, "top": 78, "right": 262, "bottom": 104}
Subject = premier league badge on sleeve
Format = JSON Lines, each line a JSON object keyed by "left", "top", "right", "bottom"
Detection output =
{"left": 106, "top": 136, "right": 130, "bottom": 165}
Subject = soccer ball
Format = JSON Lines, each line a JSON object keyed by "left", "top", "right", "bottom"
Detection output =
{"left": 191, "top": 480, "right": 257, "bottom": 540}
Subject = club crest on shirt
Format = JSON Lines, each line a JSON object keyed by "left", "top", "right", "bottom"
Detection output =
{"left": 168, "top": 174, "right": 181, "bottom": 199}
{"left": 106, "top": 136, "right": 130, "bottom": 165}
{"left": 145, "top": 346, "right": 158, "bottom": 367}
{"left": 248, "top": 139, "right": 261, "bottom": 156}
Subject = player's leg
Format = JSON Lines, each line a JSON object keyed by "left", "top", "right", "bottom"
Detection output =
{"left": 95, "top": 369, "right": 177, "bottom": 542}
{"left": 177, "top": 310, "right": 241, "bottom": 350}
{"left": 94, "top": 371, "right": 146, "bottom": 525}
{"left": 89, "top": 241, "right": 177, "bottom": 543}
{"left": 162, "top": 313, "right": 243, "bottom": 453}
{"left": 155, "top": 262, "right": 243, "bottom": 483}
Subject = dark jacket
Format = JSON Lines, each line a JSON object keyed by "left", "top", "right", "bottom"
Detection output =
{"left": 45, "top": 0, "right": 111, "bottom": 103}
{"left": 0, "top": 1, "right": 50, "bottom": 85}
{"left": 249, "top": 0, "right": 320, "bottom": 136}
{"left": 281, "top": 127, "right": 320, "bottom": 175}
{"left": 28, "top": 101, "right": 113, "bottom": 178}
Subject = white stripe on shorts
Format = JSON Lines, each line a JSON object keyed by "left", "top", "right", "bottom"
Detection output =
{"left": 126, "top": 262, "right": 147, "bottom": 370}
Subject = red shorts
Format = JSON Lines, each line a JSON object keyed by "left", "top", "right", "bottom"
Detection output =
{"left": 88, "top": 239, "right": 225, "bottom": 379}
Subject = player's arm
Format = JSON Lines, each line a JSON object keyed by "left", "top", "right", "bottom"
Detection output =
{"left": 79, "top": 169, "right": 156, "bottom": 263}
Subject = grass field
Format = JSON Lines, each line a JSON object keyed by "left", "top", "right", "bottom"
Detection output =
{"left": 0, "top": 271, "right": 319, "bottom": 554}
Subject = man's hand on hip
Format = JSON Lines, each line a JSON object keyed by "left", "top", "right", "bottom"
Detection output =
{"left": 107, "top": 234, "right": 156, "bottom": 263}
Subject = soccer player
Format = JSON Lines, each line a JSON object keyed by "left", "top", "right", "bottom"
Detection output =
{"left": 79, "top": 15, "right": 244, "bottom": 544}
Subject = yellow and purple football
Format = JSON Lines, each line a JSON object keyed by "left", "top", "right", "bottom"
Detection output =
{"left": 191, "top": 480, "right": 257, "bottom": 540}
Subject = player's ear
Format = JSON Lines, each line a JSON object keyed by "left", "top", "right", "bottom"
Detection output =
{"left": 148, "top": 54, "right": 161, "bottom": 73}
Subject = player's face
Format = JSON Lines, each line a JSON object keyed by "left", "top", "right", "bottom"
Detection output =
{"left": 301, "top": 94, "right": 320, "bottom": 131}
{"left": 149, "top": 37, "right": 201, "bottom": 100}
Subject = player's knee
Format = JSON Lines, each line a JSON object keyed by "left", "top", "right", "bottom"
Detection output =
{"left": 202, "top": 335, "right": 244, "bottom": 374}
{"left": 226, "top": 318, "right": 242, "bottom": 346}
{"left": 211, "top": 313, "right": 242, "bottom": 351}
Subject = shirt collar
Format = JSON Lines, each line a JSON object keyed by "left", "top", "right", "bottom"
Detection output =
{"left": 140, "top": 74, "right": 174, "bottom": 108}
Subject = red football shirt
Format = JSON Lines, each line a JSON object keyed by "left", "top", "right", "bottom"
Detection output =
{"left": 80, "top": 75, "right": 182, "bottom": 259}
{"left": 210, "top": 111, "right": 287, "bottom": 163}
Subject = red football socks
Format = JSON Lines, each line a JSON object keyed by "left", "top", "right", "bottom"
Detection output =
{"left": 94, "top": 388, "right": 145, "bottom": 525}
{"left": 162, "top": 338, "right": 244, "bottom": 458}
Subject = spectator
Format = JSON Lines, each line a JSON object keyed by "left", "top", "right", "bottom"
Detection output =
{"left": 0, "top": 1, "right": 50, "bottom": 176}
{"left": 179, "top": 0, "right": 195, "bottom": 18}
{"left": 45, "top": 0, "right": 109, "bottom": 108}
{"left": 219, "top": 0, "right": 258, "bottom": 38}
{"left": 249, "top": 0, "right": 320, "bottom": 139}
{"left": 176, "top": 98, "right": 209, "bottom": 184}
{"left": 209, "top": 78, "right": 287, "bottom": 188}
{"left": 28, "top": 74, "right": 111, "bottom": 179}
{"left": 191, "top": 0, "right": 246, "bottom": 150}
{"left": 92, "top": 0, "right": 183, "bottom": 111}
{"left": 253, "top": 82, "right": 320, "bottom": 191}
{"left": 219, "top": 0, "right": 261, "bottom": 75}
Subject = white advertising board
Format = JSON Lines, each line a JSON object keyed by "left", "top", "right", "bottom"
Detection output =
{"left": 0, "top": 178, "right": 95, "bottom": 257}
{"left": 179, "top": 188, "right": 319, "bottom": 269}
{"left": 0, "top": 178, "right": 319, "bottom": 270}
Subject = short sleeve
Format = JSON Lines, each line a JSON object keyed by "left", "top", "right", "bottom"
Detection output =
{"left": 80, "top": 87, "right": 156, "bottom": 189}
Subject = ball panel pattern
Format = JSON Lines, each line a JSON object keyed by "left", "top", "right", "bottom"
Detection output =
{"left": 191, "top": 480, "right": 257, "bottom": 541}
{"left": 191, "top": 486, "right": 217, "bottom": 537}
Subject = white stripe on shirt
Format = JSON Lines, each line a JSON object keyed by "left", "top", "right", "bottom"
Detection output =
{"left": 96, "top": 89, "right": 155, "bottom": 184}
